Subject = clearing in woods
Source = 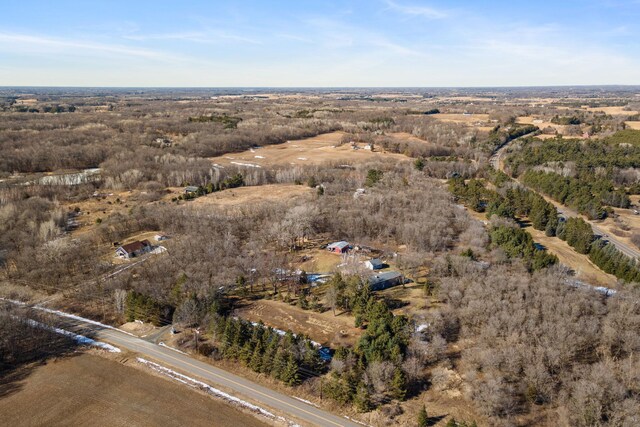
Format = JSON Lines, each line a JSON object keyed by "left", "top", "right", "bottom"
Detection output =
{"left": 0, "top": 353, "right": 268, "bottom": 427}
{"left": 183, "top": 183, "right": 314, "bottom": 208}
{"left": 235, "top": 298, "right": 362, "bottom": 347}
{"left": 431, "top": 113, "right": 490, "bottom": 124}
{"left": 208, "top": 131, "right": 408, "bottom": 168}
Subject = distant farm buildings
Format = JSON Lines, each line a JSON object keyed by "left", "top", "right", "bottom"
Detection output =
{"left": 116, "top": 240, "right": 152, "bottom": 259}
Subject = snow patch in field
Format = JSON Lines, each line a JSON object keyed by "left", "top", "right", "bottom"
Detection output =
{"left": 25, "top": 318, "right": 121, "bottom": 353}
{"left": 230, "top": 161, "right": 261, "bottom": 168}
{"left": 254, "top": 155, "right": 265, "bottom": 159}
{"left": 297, "top": 157, "right": 307, "bottom": 160}
{"left": 137, "top": 358, "right": 288, "bottom": 423}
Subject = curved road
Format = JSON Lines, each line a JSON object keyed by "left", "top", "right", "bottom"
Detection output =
{"left": 11, "top": 304, "right": 360, "bottom": 427}
{"left": 490, "top": 133, "right": 640, "bottom": 262}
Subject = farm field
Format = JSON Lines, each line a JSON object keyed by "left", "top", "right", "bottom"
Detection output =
{"left": 584, "top": 106, "right": 638, "bottom": 116}
{"left": 431, "top": 112, "right": 490, "bottom": 124}
{"left": 208, "top": 131, "right": 408, "bottom": 169}
{"left": 626, "top": 121, "right": 640, "bottom": 130}
{"left": 0, "top": 353, "right": 268, "bottom": 427}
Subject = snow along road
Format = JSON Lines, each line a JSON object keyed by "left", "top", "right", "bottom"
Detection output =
{"left": 13, "top": 304, "right": 359, "bottom": 427}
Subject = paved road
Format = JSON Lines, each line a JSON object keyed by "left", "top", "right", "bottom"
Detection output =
{"left": 12, "top": 305, "right": 360, "bottom": 427}
{"left": 489, "top": 133, "right": 640, "bottom": 262}
{"left": 552, "top": 201, "right": 640, "bottom": 260}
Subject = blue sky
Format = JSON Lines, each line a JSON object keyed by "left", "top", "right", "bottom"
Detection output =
{"left": 0, "top": 0, "right": 639, "bottom": 86}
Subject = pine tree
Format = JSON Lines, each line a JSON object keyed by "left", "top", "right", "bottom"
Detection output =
{"left": 391, "top": 367, "right": 407, "bottom": 400}
{"left": 281, "top": 354, "right": 300, "bottom": 386}
{"left": 249, "top": 341, "right": 264, "bottom": 372}
{"left": 418, "top": 405, "right": 428, "bottom": 427}
{"left": 354, "top": 382, "right": 372, "bottom": 412}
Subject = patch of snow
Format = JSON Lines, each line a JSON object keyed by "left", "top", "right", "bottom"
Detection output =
{"left": 0, "top": 298, "right": 139, "bottom": 337}
{"left": 416, "top": 323, "right": 430, "bottom": 332}
{"left": 254, "top": 155, "right": 265, "bottom": 159}
{"left": 230, "top": 161, "right": 261, "bottom": 168}
{"left": 25, "top": 318, "right": 121, "bottom": 353}
{"left": 248, "top": 322, "right": 321, "bottom": 348}
{"left": 212, "top": 163, "right": 225, "bottom": 169}
{"left": 137, "top": 358, "right": 289, "bottom": 423}
{"left": 344, "top": 415, "right": 370, "bottom": 426}
{"left": 293, "top": 396, "right": 319, "bottom": 407}
{"left": 150, "top": 245, "right": 167, "bottom": 254}
{"left": 158, "top": 342, "right": 188, "bottom": 355}
{"left": 297, "top": 157, "right": 307, "bottom": 160}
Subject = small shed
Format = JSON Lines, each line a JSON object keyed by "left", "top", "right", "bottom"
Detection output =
{"left": 365, "top": 258, "right": 384, "bottom": 270}
{"left": 368, "top": 271, "right": 403, "bottom": 291}
{"left": 327, "top": 241, "right": 350, "bottom": 254}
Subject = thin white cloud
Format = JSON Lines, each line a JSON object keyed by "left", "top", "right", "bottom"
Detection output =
{"left": 124, "top": 30, "right": 262, "bottom": 45}
{"left": 0, "top": 32, "right": 172, "bottom": 60}
{"left": 384, "top": 0, "right": 448, "bottom": 19}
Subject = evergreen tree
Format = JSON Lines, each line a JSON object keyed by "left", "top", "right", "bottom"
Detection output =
{"left": 249, "top": 341, "right": 264, "bottom": 372}
{"left": 418, "top": 405, "right": 429, "bottom": 427}
{"left": 354, "top": 382, "right": 372, "bottom": 412}
{"left": 391, "top": 367, "right": 407, "bottom": 400}
{"left": 281, "top": 354, "right": 301, "bottom": 386}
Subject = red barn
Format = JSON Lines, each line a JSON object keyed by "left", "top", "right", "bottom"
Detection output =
{"left": 327, "top": 241, "right": 350, "bottom": 253}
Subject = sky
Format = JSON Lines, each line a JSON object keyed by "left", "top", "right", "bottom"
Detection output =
{"left": 0, "top": 0, "right": 639, "bottom": 87}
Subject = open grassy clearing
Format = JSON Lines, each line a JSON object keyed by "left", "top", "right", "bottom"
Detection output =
{"left": 626, "top": 121, "right": 640, "bottom": 130}
{"left": 584, "top": 106, "right": 638, "bottom": 116}
{"left": 234, "top": 298, "right": 362, "bottom": 347}
{"left": 431, "top": 113, "right": 490, "bottom": 124}
{"left": 525, "top": 225, "right": 618, "bottom": 287}
{"left": 0, "top": 352, "right": 268, "bottom": 427}
{"left": 183, "top": 184, "right": 314, "bottom": 208}
{"left": 208, "top": 131, "right": 409, "bottom": 168}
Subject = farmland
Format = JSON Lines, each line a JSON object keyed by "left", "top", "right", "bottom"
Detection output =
{"left": 208, "top": 131, "right": 409, "bottom": 169}
{"left": 0, "top": 352, "right": 268, "bottom": 427}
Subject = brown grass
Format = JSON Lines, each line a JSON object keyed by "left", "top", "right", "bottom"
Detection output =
{"left": 431, "top": 113, "right": 490, "bottom": 124}
{"left": 585, "top": 106, "right": 638, "bottom": 116}
{"left": 525, "top": 226, "right": 617, "bottom": 287}
{"left": 235, "top": 298, "right": 361, "bottom": 347}
{"left": 625, "top": 121, "right": 640, "bottom": 130}
{"left": 208, "top": 131, "right": 408, "bottom": 168}
{"left": 182, "top": 184, "right": 314, "bottom": 208}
